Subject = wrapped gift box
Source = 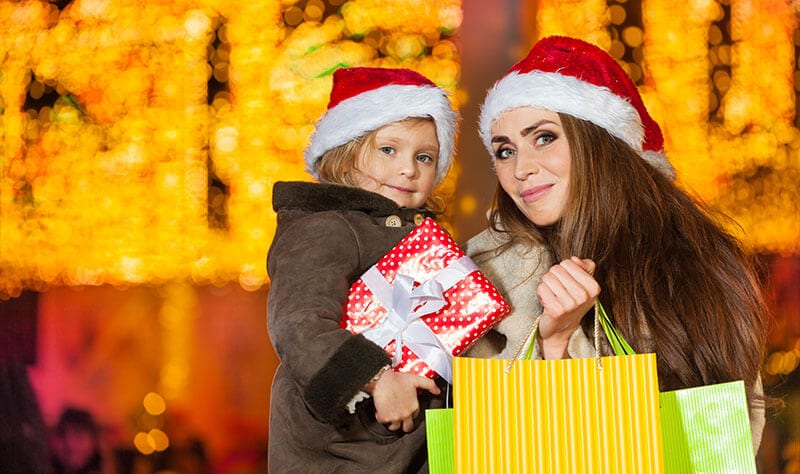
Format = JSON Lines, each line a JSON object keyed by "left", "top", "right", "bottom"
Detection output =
{"left": 342, "top": 218, "right": 511, "bottom": 383}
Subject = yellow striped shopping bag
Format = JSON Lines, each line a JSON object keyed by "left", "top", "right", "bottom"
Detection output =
{"left": 452, "top": 352, "right": 665, "bottom": 473}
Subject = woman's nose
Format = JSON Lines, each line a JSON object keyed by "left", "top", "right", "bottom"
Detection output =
{"left": 514, "top": 152, "right": 540, "bottom": 181}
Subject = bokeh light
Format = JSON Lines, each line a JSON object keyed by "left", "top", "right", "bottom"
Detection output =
{"left": 143, "top": 392, "right": 167, "bottom": 416}
{"left": 0, "top": 0, "right": 463, "bottom": 299}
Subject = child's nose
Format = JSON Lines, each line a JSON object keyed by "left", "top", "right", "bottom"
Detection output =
{"left": 398, "top": 156, "right": 419, "bottom": 178}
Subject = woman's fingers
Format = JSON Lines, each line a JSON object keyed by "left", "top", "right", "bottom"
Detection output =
{"left": 536, "top": 258, "right": 601, "bottom": 343}
{"left": 570, "top": 256, "right": 596, "bottom": 275}
{"left": 540, "top": 258, "right": 600, "bottom": 308}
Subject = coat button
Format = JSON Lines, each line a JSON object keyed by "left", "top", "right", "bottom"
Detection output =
{"left": 414, "top": 213, "right": 425, "bottom": 225}
{"left": 385, "top": 215, "right": 402, "bottom": 227}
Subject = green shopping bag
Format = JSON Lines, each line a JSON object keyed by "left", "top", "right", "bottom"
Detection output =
{"left": 426, "top": 408, "right": 455, "bottom": 474}
{"left": 597, "top": 304, "right": 757, "bottom": 474}
{"left": 659, "top": 381, "right": 756, "bottom": 473}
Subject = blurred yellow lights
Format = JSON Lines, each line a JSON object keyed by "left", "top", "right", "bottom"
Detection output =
{"left": 458, "top": 195, "right": 478, "bottom": 216}
{"left": 1, "top": 1, "right": 796, "bottom": 300}
{"left": 765, "top": 350, "right": 800, "bottom": 376}
{"left": 184, "top": 10, "right": 212, "bottom": 39}
{"left": 143, "top": 392, "right": 167, "bottom": 416}
{"left": 0, "top": 0, "right": 463, "bottom": 298}
{"left": 134, "top": 429, "right": 170, "bottom": 455}
{"left": 158, "top": 283, "right": 196, "bottom": 400}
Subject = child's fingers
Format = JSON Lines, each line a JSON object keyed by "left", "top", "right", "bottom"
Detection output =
{"left": 374, "top": 373, "right": 440, "bottom": 432}
{"left": 411, "top": 374, "right": 441, "bottom": 395}
{"left": 402, "top": 417, "right": 415, "bottom": 432}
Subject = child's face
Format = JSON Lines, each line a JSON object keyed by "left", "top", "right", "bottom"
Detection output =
{"left": 354, "top": 119, "right": 438, "bottom": 208}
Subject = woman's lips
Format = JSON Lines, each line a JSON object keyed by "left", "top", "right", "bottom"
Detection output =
{"left": 521, "top": 184, "right": 553, "bottom": 203}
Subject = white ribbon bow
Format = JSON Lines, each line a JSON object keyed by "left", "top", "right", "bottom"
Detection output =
{"left": 360, "top": 255, "right": 477, "bottom": 384}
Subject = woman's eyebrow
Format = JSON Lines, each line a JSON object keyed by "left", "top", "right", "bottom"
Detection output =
{"left": 520, "top": 120, "right": 556, "bottom": 137}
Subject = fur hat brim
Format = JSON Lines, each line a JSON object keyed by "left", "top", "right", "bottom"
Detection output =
{"left": 305, "top": 84, "right": 459, "bottom": 185}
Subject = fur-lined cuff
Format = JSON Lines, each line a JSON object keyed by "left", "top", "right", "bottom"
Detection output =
{"left": 305, "top": 334, "right": 391, "bottom": 425}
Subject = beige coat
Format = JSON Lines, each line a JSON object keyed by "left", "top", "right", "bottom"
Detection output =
{"left": 463, "top": 227, "right": 765, "bottom": 453}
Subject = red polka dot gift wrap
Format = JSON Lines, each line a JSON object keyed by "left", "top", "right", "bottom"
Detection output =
{"left": 341, "top": 218, "right": 512, "bottom": 383}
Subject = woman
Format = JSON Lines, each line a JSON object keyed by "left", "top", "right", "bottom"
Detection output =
{"left": 465, "top": 36, "right": 767, "bottom": 451}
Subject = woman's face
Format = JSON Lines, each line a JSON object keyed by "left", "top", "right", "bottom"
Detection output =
{"left": 491, "top": 107, "right": 572, "bottom": 226}
{"left": 353, "top": 119, "right": 439, "bottom": 208}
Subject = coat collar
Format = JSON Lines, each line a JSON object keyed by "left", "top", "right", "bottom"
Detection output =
{"left": 272, "top": 181, "right": 435, "bottom": 222}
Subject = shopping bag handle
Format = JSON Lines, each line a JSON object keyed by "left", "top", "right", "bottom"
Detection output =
{"left": 505, "top": 301, "right": 636, "bottom": 373}
{"left": 595, "top": 301, "right": 636, "bottom": 356}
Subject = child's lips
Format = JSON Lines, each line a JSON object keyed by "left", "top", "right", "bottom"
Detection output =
{"left": 387, "top": 184, "right": 414, "bottom": 193}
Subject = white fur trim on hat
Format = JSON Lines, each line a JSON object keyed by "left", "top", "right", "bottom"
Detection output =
{"left": 305, "top": 84, "right": 458, "bottom": 184}
{"left": 641, "top": 150, "right": 676, "bottom": 180}
{"left": 479, "top": 71, "right": 645, "bottom": 154}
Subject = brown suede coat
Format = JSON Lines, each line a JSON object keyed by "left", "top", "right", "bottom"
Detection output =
{"left": 266, "top": 181, "right": 447, "bottom": 473}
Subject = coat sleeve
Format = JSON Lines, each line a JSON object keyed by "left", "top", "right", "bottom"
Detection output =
{"left": 266, "top": 213, "right": 391, "bottom": 425}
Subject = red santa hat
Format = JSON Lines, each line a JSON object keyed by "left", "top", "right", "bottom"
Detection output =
{"left": 305, "top": 67, "right": 459, "bottom": 184}
{"left": 479, "top": 36, "right": 675, "bottom": 178}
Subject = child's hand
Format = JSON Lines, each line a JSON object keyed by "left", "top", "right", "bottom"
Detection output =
{"left": 536, "top": 256, "right": 600, "bottom": 359}
{"left": 365, "top": 369, "right": 441, "bottom": 432}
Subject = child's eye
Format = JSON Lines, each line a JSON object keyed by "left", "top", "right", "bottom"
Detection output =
{"left": 494, "top": 147, "right": 515, "bottom": 160}
{"left": 416, "top": 154, "right": 434, "bottom": 164}
{"left": 379, "top": 146, "right": 396, "bottom": 155}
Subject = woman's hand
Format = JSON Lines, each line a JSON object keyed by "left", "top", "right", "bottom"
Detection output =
{"left": 364, "top": 369, "right": 441, "bottom": 432}
{"left": 536, "top": 256, "right": 600, "bottom": 359}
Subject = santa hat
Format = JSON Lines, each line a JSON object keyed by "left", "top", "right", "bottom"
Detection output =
{"left": 305, "top": 67, "right": 459, "bottom": 184}
{"left": 479, "top": 36, "right": 675, "bottom": 178}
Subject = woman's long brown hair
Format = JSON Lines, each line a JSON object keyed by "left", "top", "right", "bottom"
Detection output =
{"left": 489, "top": 113, "right": 767, "bottom": 396}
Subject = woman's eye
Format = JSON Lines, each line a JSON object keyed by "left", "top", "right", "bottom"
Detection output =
{"left": 494, "top": 147, "right": 515, "bottom": 160}
{"left": 379, "top": 146, "right": 396, "bottom": 155}
{"left": 416, "top": 154, "right": 434, "bottom": 164}
{"left": 535, "top": 132, "right": 556, "bottom": 146}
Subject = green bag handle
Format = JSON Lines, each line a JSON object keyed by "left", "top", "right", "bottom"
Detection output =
{"left": 595, "top": 301, "right": 636, "bottom": 356}
{"left": 517, "top": 300, "right": 634, "bottom": 361}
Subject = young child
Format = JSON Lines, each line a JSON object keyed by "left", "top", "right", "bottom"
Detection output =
{"left": 266, "top": 67, "right": 459, "bottom": 472}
